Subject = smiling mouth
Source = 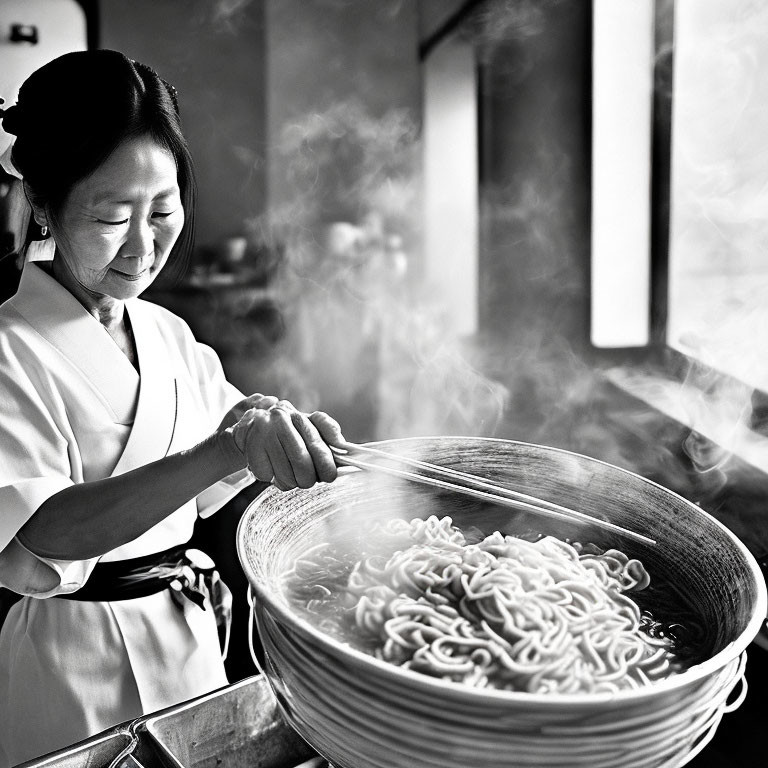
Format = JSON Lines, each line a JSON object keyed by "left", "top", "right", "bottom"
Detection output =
{"left": 112, "top": 267, "right": 149, "bottom": 281}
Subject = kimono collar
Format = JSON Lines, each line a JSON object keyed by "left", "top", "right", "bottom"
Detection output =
{"left": 9, "top": 265, "right": 179, "bottom": 465}
{"left": 10, "top": 264, "right": 139, "bottom": 418}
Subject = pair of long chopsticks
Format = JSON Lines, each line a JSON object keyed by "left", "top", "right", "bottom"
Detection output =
{"left": 330, "top": 441, "right": 656, "bottom": 546}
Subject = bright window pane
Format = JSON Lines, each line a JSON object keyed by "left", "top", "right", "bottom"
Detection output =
{"left": 423, "top": 37, "right": 478, "bottom": 337}
{"left": 590, "top": 0, "right": 654, "bottom": 348}
{"left": 669, "top": 0, "right": 768, "bottom": 392}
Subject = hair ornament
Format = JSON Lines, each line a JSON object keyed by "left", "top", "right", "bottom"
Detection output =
{"left": 130, "top": 59, "right": 180, "bottom": 114}
{"left": 0, "top": 98, "right": 24, "bottom": 138}
{"left": 161, "top": 78, "right": 179, "bottom": 112}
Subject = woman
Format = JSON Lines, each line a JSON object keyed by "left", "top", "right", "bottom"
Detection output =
{"left": 0, "top": 50, "right": 344, "bottom": 765}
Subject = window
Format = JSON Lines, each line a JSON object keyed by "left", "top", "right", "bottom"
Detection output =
{"left": 590, "top": 0, "right": 655, "bottom": 348}
{"left": 668, "top": 0, "right": 768, "bottom": 395}
{"left": 422, "top": 28, "right": 479, "bottom": 337}
{"left": 592, "top": 0, "right": 768, "bottom": 472}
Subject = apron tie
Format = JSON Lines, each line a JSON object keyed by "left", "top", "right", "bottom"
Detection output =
{"left": 56, "top": 544, "right": 232, "bottom": 659}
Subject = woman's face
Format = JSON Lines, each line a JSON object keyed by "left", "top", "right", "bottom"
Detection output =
{"left": 51, "top": 135, "right": 184, "bottom": 301}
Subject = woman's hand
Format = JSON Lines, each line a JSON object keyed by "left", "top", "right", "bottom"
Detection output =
{"left": 217, "top": 393, "right": 280, "bottom": 431}
{"left": 227, "top": 397, "right": 344, "bottom": 491}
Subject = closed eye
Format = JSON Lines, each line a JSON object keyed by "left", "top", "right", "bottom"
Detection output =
{"left": 152, "top": 210, "right": 176, "bottom": 219}
{"left": 97, "top": 218, "right": 129, "bottom": 226}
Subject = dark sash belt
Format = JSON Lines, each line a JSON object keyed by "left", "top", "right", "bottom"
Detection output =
{"left": 56, "top": 543, "right": 216, "bottom": 607}
{"left": 55, "top": 543, "right": 233, "bottom": 656}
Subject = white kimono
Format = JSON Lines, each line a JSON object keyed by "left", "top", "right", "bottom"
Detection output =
{"left": 0, "top": 264, "right": 254, "bottom": 766}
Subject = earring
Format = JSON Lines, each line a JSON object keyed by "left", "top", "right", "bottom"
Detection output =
{"left": 25, "top": 225, "right": 55, "bottom": 263}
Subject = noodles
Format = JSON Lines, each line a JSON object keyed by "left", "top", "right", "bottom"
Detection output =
{"left": 283, "top": 516, "right": 686, "bottom": 694}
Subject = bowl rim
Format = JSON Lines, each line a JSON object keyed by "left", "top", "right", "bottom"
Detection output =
{"left": 237, "top": 436, "right": 768, "bottom": 707}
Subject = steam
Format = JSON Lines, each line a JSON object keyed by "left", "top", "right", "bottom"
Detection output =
{"left": 375, "top": 299, "right": 509, "bottom": 439}
{"left": 207, "top": 0, "right": 256, "bottom": 34}
{"left": 245, "top": 98, "right": 508, "bottom": 441}
{"left": 474, "top": 0, "right": 561, "bottom": 44}
{"left": 211, "top": 0, "right": 768, "bottom": 554}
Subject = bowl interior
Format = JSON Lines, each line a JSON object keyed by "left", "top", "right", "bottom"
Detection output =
{"left": 240, "top": 437, "right": 766, "bottom": 675}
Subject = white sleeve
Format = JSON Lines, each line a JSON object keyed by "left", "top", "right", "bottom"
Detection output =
{"left": 192, "top": 342, "right": 255, "bottom": 518}
{"left": 148, "top": 305, "right": 257, "bottom": 518}
{"left": 197, "top": 467, "right": 256, "bottom": 519}
{"left": 0, "top": 351, "right": 98, "bottom": 596}
{"left": 0, "top": 538, "right": 99, "bottom": 598}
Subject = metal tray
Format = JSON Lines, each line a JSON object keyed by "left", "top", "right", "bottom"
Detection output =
{"left": 139, "top": 675, "right": 324, "bottom": 768}
{"left": 13, "top": 726, "right": 135, "bottom": 768}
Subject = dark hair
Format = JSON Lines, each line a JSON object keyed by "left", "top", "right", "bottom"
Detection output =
{"left": 0, "top": 49, "right": 195, "bottom": 281}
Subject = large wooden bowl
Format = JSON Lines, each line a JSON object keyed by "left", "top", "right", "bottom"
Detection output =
{"left": 237, "top": 437, "right": 767, "bottom": 768}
